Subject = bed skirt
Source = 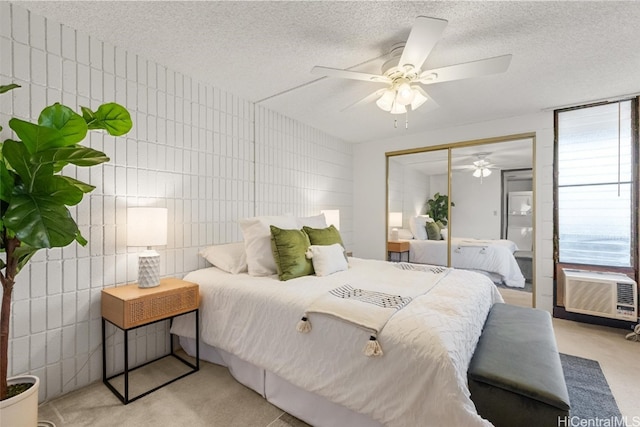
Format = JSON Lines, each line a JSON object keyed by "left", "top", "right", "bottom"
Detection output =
{"left": 179, "top": 336, "right": 383, "bottom": 427}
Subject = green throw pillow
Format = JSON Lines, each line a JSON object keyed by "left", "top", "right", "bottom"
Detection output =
{"left": 426, "top": 221, "right": 441, "bottom": 240}
{"left": 270, "top": 226, "right": 314, "bottom": 281}
{"left": 303, "top": 225, "right": 345, "bottom": 247}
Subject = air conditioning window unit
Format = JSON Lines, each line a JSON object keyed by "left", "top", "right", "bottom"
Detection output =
{"left": 563, "top": 269, "right": 638, "bottom": 321}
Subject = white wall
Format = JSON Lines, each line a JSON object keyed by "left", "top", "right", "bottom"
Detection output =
{"left": 1, "top": 3, "right": 352, "bottom": 402}
{"left": 387, "top": 158, "right": 430, "bottom": 231}
{"left": 450, "top": 169, "right": 501, "bottom": 239}
{"left": 353, "top": 113, "right": 554, "bottom": 312}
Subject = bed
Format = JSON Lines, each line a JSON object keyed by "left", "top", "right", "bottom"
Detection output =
{"left": 407, "top": 238, "right": 526, "bottom": 288}
{"left": 171, "top": 256, "right": 503, "bottom": 427}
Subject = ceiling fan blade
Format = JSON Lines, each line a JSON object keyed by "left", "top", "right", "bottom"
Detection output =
{"left": 398, "top": 16, "right": 448, "bottom": 70}
{"left": 340, "top": 88, "right": 386, "bottom": 112}
{"left": 311, "top": 66, "right": 390, "bottom": 83}
{"left": 418, "top": 54, "right": 512, "bottom": 85}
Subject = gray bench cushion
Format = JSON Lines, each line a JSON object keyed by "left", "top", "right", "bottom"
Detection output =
{"left": 468, "top": 303, "right": 570, "bottom": 427}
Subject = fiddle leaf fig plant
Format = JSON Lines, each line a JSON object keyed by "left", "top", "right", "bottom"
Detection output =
{"left": 0, "top": 83, "right": 132, "bottom": 400}
{"left": 425, "top": 192, "right": 454, "bottom": 225}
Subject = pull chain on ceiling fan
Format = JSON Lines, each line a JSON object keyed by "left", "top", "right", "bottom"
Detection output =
{"left": 311, "top": 16, "right": 513, "bottom": 127}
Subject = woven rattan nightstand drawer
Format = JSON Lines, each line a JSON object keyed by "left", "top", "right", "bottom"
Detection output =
{"left": 101, "top": 278, "right": 199, "bottom": 329}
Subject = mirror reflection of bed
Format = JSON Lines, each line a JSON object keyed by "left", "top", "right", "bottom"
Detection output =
{"left": 387, "top": 136, "right": 534, "bottom": 308}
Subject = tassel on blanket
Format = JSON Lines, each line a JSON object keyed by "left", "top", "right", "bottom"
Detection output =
{"left": 364, "top": 335, "right": 383, "bottom": 357}
{"left": 296, "top": 315, "right": 312, "bottom": 333}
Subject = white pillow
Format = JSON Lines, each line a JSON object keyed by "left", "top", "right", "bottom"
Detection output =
{"left": 239, "top": 215, "right": 299, "bottom": 276}
{"left": 397, "top": 228, "right": 414, "bottom": 240}
{"left": 440, "top": 228, "right": 448, "bottom": 240}
{"left": 305, "top": 243, "right": 349, "bottom": 277}
{"left": 409, "top": 215, "right": 432, "bottom": 240}
{"left": 199, "top": 242, "right": 247, "bottom": 274}
{"left": 297, "top": 214, "right": 328, "bottom": 229}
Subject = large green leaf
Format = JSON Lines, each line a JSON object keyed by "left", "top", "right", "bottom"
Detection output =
{"left": 57, "top": 176, "right": 95, "bottom": 194}
{"left": 0, "top": 159, "right": 14, "bottom": 203}
{"left": 32, "top": 175, "right": 84, "bottom": 206}
{"left": 83, "top": 103, "right": 133, "bottom": 136}
{"left": 2, "top": 140, "right": 54, "bottom": 190}
{"left": 13, "top": 244, "right": 38, "bottom": 274}
{"left": 3, "top": 193, "right": 79, "bottom": 248}
{"left": 9, "top": 119, "right": 66, "bottom": 154}
{"left": 34, "top": 146, "right": 110, "bottom": 168}
{"left": 38, "top": 103, "right": 88, "bottom": 146}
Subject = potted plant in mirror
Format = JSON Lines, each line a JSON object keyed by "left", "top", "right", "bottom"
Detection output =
{"left": 425, "top": 192, "right": 454, "bottom": 225}
{"left": 0, "top": 83, "right": 132, "bottom": 426}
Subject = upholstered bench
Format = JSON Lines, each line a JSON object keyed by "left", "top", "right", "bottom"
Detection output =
{"left": 468, "top": 303, "right": 570, "bottom": 427}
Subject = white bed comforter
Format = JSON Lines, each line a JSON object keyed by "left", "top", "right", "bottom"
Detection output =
{"left": 171, "top": 258, "right": 503, "bottom": 427}
{"left": 408, "top": 238, "right": 525, "bottom": 288}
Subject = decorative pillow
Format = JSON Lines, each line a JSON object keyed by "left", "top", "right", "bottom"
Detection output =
{"left": 440, "top": 228, "right": 448, "bottom": 240}
{"left": 303, "top": 225, "right": 344, "bottom": 247}
{"left": 297, "top": 214, "right": 328, "bottom": 229}
{"left": 426, "top": 221, "right": 442, "bottom": 240}
{"left": 409, "top": 215, "right": 432, "bottom": 240}
{"left": 306, "top": 243, "right": 348, "bottom": 277}
{"left": 270, "top": 226, "right": 314, "bottom": 281}
{"left": 199, "top": 242, "right": 248, "bottom": 274}
{"left": 239, "top": 215, "right": 299, "bottom": 276}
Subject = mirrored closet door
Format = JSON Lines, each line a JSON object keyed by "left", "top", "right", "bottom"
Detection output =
{"left": 386, "top": 134, "right": 535, "bottom": 307}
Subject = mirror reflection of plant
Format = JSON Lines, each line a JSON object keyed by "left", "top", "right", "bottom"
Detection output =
{"left": 425, "top": 192, "right": 454, "bottom": 225}
{"left": 0, "top": 83, "right": 132, "bottom": 400}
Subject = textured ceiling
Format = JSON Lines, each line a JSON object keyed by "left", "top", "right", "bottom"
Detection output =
{"left": 14, "top": 1, "right": 640, "bottom": 143}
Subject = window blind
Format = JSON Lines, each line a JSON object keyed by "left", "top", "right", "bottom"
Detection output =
{"left": 557, "top": 100, "right": 633, "bottom": 267}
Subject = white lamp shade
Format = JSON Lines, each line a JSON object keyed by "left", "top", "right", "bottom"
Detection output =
{"left": 395, "top": 82, "right": 415, "bottom": 106}
{"left": 389, "top": 212, "right": 403, "bottom": 228}
{"left": 390, "top": 101, "right": 407, "bottom": 115}
{"left": 320, "top": 209, "right": 340, "bottom": 231}
{"left": 410, "top": 86, "right": 429, "bottom": 110}
{"left": 473, "top": 168, "right": 492, "bottom": 178}
{"left": 376, "top": 89, "right": 395, "bottom": 112}
{"left": 127, "top": 207, "right": 168, "bottom": 247}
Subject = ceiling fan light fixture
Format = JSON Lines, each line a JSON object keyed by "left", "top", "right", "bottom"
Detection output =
{"left": 376, "top": 89, "right": 396, "bottom": 111}
{"left": 473, "top": 167, "right": 492, "bottom": 178}
{"left": 395, "top": 80, "right": 415, "bottom": 105}
{"left": 390, "top": 100, "right": 407, "bottom": 115}
{"left": 410, "top": 86, "right": 429, "bottom": 110}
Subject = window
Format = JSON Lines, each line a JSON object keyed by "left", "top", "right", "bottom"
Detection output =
{"left": 555, "top": 99, "right": 638, "bottom": 268}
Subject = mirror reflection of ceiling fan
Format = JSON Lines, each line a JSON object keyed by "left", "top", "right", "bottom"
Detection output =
{"left": 311, "top": 16, "right": 512, "bottom": 124}
{"left": 453, "top": 153, "right": 498, "bottom": 181}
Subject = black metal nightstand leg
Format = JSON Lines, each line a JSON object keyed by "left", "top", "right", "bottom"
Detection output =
{"left": 102, "top": 318, "right": 106, "bottom": 386}
{"left": 124, "top": 328, "right": 129, "bottom": 403}
{"left": 196, "top": 309, "right": 200, "bottom": 369}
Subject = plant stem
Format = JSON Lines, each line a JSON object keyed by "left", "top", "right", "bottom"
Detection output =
{"left": 0, "top": 235, "right": 19, "bottom": 401}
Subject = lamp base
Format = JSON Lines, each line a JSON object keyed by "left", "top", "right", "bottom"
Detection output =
{"left": 138, "top": 249, "right": 160, "bottom": 288}
{"left": 390, "top": 228, "right": 399, "bottom": 241}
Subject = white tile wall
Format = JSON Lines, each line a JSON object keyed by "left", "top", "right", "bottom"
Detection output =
{"left": 0, "top": 3, "right": 353, "bottom": 402}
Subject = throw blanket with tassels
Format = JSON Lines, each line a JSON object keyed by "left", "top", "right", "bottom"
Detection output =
{"left": 297, "top": 263, "right": 449, "bottom": 357}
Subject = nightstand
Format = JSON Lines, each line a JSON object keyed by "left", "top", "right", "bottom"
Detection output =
{"left": 387, "top": 241, "right": 410, "bottom": 262}
{"left": 101, "top": 278, "right": 200, "bottom": 404}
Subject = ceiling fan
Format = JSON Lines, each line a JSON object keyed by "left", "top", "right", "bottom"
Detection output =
{"left": 453, "top": 153, "right": 498, "bottom": 182}
{"left": 311, "top": 16, "right": 512, "bottom": 118}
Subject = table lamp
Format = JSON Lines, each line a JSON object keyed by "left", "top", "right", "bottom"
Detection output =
{"left": 389, "top": 212, "right": 403, "bottom": 241}
{"left": 127, "top": 207, "right": 168, "bottom": 288}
